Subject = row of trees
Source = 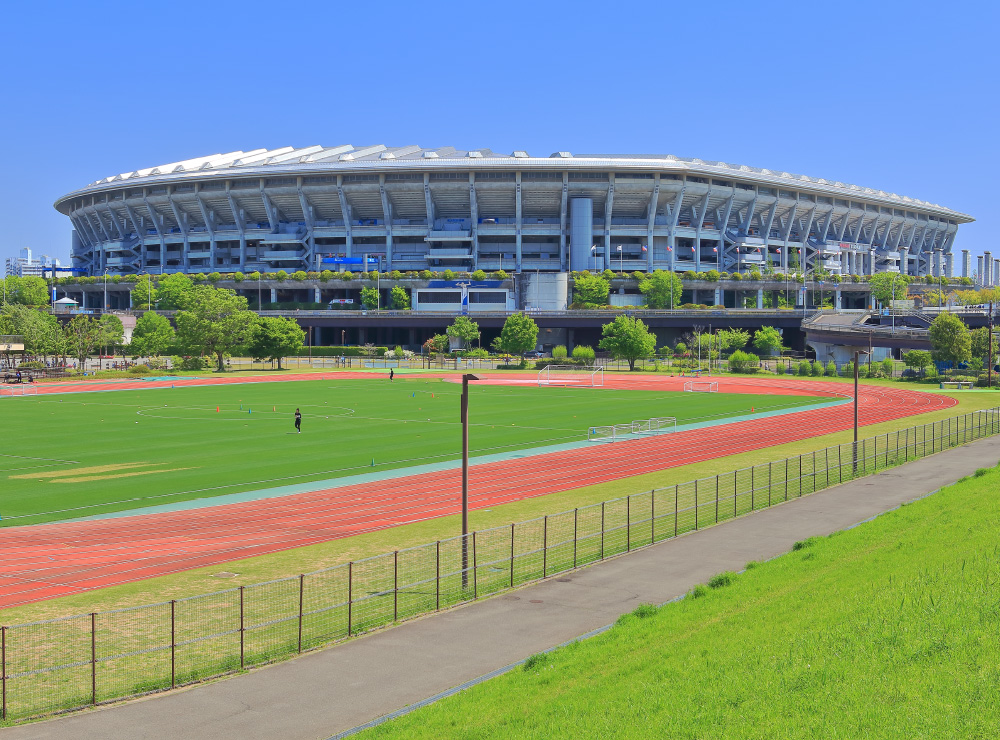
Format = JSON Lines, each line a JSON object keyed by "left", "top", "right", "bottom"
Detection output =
{"left": 0, "top": 303, "right": 125, "bottom": 370}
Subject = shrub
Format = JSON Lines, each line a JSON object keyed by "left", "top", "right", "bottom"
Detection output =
{"left": 730, "top": 272, "right": 743, "bottom": 281}
{"left": 749, "top": 270, "right": 762, "bottom": 281}
{"left": 881, "top": 357, "right": 894, "bottom": 378}
{"left": 839, "top": 361, "right": 854, "bottom": 378}
{"left": 19, "top": 361, "right": 44, "bottom": 369}
{"left": 602, "top": 269, "right": 615, "bottom": 281}
{"left": 727, "top": 350, "right": 760, "bottom": 374}
{"left": 319, "top": 270, "right": 334, "bottom": 282}
{"left": 390, "top": 270, "right": 403, "bottom": 280}
{"left": 797, "top": 360, "right": 811, "bottom": 376}
{"left": 306, "top": 271, "right": 319, "bottom": 280}
{"left": 191, "top": 273, "right": 206, "bottom": 282}
{"left": 552, "top": 345, "right": 568, "bottom": 360}
{"left": 340, "top": 271, "right": 354, "bottom": 281}
{"left": 127, "top": 364, "right": 153, "bottom": 376}
{"left": 248, "top": 271, "right": 261, "bottom": 281}
{"left": 632, "top": 271, "right": 646, "bottom": 283}
{"left": 233, "top": 272, "right": 245, "bottom": 283}
{"left": 273, "top": 270, "right": 288, "bottom": 281}
{"left": 793, "top": 536, "right": 820, "bottom": 551}
{"left": 471, "top": 269, "right": 487, "bottom": 281}
{"left": 689, "top": 584, "right": 708, "bottom": 599}
{"left": 704, "top": 269, "right": 720, "bottom": 282}
{"left": 419, "top": 269, "right": 433, "bottom": 280}
{"left": 572, "top": 345, "right": 596, "bottom": 362}
{"left": 462, "top": 348, "right": 489, "bottom": 359}
{"left": 207, "top": 272, "right": 222, "bottom": 283}
{"left": 811, "top": 360, "right": 824, "bottom": 376}
{"left": 493, "top": 270, "right": 508, "bottom": 280}
{"left": 683, "top": 271, "right": 697, "bottom": 281}
{"left": 442, "top": 269, "right": 456, "bottom": 281}
{"left": 631, "top": 603, "right": 658, "bottom": 619}
{"left": 171, "top": 355, "right": 207, "bottom": 371}
{"left": 825, "top": 360, "right": 837, "bottom": 376}
{"left": 368, "top": 270, "right": 380, "bottom": 282}
{"left": 708, "top": 572, "right": 735, "bottom": 589}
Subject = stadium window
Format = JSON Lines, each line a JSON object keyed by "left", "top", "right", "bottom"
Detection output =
{"left": 417, "top": 291, "right": 461, "bottom": 304}
{"left": 686, "top": 176, "right": 708, "bottom": 184}
{"left": 779, "top": 190, "right": 795, "bottom": 198}
{"left": 711, "top": 179, "right": 732, "bottom": 187}
{"left": 758, "top": 187, "right": 775, "bottom": 196}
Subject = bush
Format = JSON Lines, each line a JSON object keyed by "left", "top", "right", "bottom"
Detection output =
{"left": 275, "top": 270, "right": 289, "bottom": 281}
{"left": 419, "top": 269, "right": 433, "bottom": 280}
{"left": 493, "top": 270, "right": 508, "bottom": 280}
{"left": 442, "top": 269, "right": 456, "bottom": 281}
{"left": 708, "top": 572, "right": 735, "bottom": 589}
{"left": 796, "top": 360, "right": 810, "bottom": 376}
{"left": 552, "top": 345, "right": 568, "bottom": 360}
{"left": 602, "top": 269, "right": 615, "bottom": 281}
{"left": 368, "top": 270, "right": 380, "bottom": 282}
{"left": 207, "top": 272, "right": 222, "bottom": 283}
{"left": 689, "top": 584, "right": 709, "bottom": 599}
{"left": 572, "top": 345, "right": 596, "bottom": 362}
{"left": 171, "top": 355, "right": 207, "bottom": 371}
{"left": 705, "top": 269, "right": 720, "bottom": 282}
{"left": 727, "top": 350, "right": 760, "bottom": 374}
{"left": 632, "top": 271, "right": 646, "bottom": 283}
{"left": 811, "top": 360, "right": 824, "bottom": 376}
{"left": 390, "top": 270, "right": 403, "bottom": 280}
{"left": 730, "top": 272, "right": 743, "bottom": 281}
{"left": 19, "top": 360, "right": 44, "bottom": 369}
{"left": 881, "top": 357, "right": 894, "bottom": 378}
{"left": 127, "top": 364, "right": 153, "bottom": 375}
{"left": 319, "top": 270, "right": 334, "bottom": 282}
{"left": 461, "top": 348, "right": 490, "bottom": 359}
{"left": 825, "top": 360, "right": 837, "bottom": 377}
{"left": 340, "top": 271, "right": 354, "bottom": 281}
{"left": 471, "top": 269, "right": 487, "bottom": 281}
{"left": 839, "top": 361, "right": 854, "bottom": 378}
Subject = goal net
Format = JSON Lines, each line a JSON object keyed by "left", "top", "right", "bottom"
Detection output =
{"left": 538, "top": 365, "right": 604, "bottom": 387}
{"left": 683, "top": 380, "right": 719, "bottom": 393}
{"left": 589, "top": 416, "right": 677, "bottom": 441}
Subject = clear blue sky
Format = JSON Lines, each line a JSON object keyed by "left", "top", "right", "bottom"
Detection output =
{"left": 1, "top": 0, "right": 996, "bottom": 271}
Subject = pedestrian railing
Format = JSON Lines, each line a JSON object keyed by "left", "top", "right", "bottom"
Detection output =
{"left": 2, "top": 407, "right": 998, "bottom": 722}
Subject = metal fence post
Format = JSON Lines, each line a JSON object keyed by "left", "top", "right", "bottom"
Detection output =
{"left": 600, "top": 502, "right": 605, "bottom": 559}
{"left": 347, "top": 562, "right": 353, "bottom": 636}
{"left": 298, "top": 575, "right": 304, "bottom": 653}
{"left": 472, "top": 531, "right": 478, "bottom": 599}
{"left": 694, "top": 479, "right": 699, "bottom": 530}
{"left": 542, "top": 515, "right": 549, "bottom": 576}
{"left": 650, "top": 491, "right": 655, "bottom": 544}
{"left": 436, "top": 542, "right": 441, "bottom": 611}
{"left": 2, "top": 625, "right": 6, "bottom": 721}
{"left": 751, "top": 466, "right": 755, "bottom": 511}
{"left": 626, "top": 498, "right": 631, "bottom": 552}
{"left": 509, "top": 524, "right": 515, "bottom": 587}
{"left": 674, "top": 485, "right": 679, "bottom": 537}
{"left": 393, "top": 551, "right": 399, "bottom": 622}
{"left": 715, "top": 475, "right": 719, "bottom": 523}
{"left": 239, "top": 586, "right": 245, "bottom": 671}
{"left": 91, "top": 612, "right": 97, "bottom": 706}
{"left": 573, "top": 508, "right": 578, "bottom": 567}
{"left": 170, "top": 600, "right": 176, "bottom": 689}
{"left": 784, "top": 458, "right": 789, "bottom": 501}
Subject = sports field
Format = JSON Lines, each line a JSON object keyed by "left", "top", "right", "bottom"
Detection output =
{"left": 0, "top": 377, "right": 825, "bottom": 526}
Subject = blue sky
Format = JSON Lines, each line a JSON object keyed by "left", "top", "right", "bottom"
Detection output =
{"left": 1, "top": 0, "right": 996, "bottom": 271}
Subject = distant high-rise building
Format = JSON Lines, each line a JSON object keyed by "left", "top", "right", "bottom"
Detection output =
{"left": 4, "top": 248, "right": 65, "bottom": 278}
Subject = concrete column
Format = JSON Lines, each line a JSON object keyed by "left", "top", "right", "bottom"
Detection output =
{"left": 756, "top": 289, "right": 763, "bottom": 309}
{"left": 899, "top": 248, "right": 908, "bottom": 276}
{"left": 835, "top": 288, "right": 842, "bottom": 310}
{"left": 270, "top": 288, "right": 277, "bottom": 303}
{"left": 314, "top": 287, "right": 321, "bottom": 303}
{"left": 714, "top": 288, "right": 722, "bottom": 306}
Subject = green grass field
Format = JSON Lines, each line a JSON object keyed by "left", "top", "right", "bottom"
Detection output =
{"left": 1, "top": 377, "right": 824, "bottom": 526}
{"left": 359, "top": 463, "right": 1000, "bottom": 740}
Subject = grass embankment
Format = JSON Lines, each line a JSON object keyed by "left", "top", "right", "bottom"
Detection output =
{"left": 1, "top": 387, "right": 994, "bottom": 627}
{"left": 361, "top": 463, "right": 1000, "bottom": 740}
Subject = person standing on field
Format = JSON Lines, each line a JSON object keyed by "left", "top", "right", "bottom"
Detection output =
{"left": 294, "top": 408, "right": 302, "bottom": 433}
{"left": 389, "top": 368, "right": 394, "bottom": 382}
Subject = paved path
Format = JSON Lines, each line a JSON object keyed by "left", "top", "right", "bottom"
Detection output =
{"left": 5, "top": 435, "right": 998, "bottom": 740}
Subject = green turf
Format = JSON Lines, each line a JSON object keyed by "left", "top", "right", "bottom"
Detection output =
{"left": 0, "top": 378, "right": 823, "bottom": 526}
{"left": 359, "top": 464, "right": 1000, "bottom": 740}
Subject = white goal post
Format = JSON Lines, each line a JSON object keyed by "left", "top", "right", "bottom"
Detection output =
{"left": 0, "top": 384, "right": 37, "bottom": 397}
{"left": 538, "top": 365, "right": 604, "bottom": 387}
{"left": 589, "top": 416, "right": 676, "bottom": 441}
{"left": 683, "top": 380, "right": 719, "bottom": 393}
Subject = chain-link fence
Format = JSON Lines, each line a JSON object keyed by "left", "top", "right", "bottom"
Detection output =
{"left": 3, "top": 406, "right": 998, "bottom": 722}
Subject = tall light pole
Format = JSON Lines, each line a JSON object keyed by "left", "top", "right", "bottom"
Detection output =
{"left": 591, "top": 244, "right": 597, "bottom": 272}
{"left": 460, "top": 373, "right": 481, "bottom": 588}
{"left": 853, "top": 349, "right": 870, "bottom": 474}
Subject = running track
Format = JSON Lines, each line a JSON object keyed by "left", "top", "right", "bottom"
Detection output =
{"left": 0, "top": 374, "right": 955, "bottom": 608}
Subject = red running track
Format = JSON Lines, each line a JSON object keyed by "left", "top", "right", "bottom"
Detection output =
{"left": 0, "top": 375, "right": 954, "bottom": 608}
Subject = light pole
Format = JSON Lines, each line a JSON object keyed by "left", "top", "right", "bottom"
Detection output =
{"left": 460, "top": 373, "right": 481, "bottom": 589}
{"left": 591, "top": 244, "right": 597, "bottom": 272}
{"left": 618, "top": 245, "right": 624, "bottom": 274}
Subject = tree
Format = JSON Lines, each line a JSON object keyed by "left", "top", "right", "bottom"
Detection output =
{"left": 727, "top": 350, "right": 761, "bottom": 374}
{"left": 868, "top": 272, "right": 910, "bottom": 306}
{"left": 423, "top": 333, "right": 449, "bottom": 354}
{"left": 247, "top": 316, "right": 305, "bottom": 369}
{"left": 174, "top": 286, "right": 256, "bottom": 371}
{"left": 753, "top": 326, "right": 784, "bottom": 356}
{"left": 153, "top": 272, "right": 195, "bottom": 310}
{"left": 129, "top": 311, "right": 175, "bottom": 358}
{"left": 928, "top": 312, "right": 971, "bottom": 370}
{"left": 1, "top": 303, "right": 59, "bottom": 358}
{"left": 572, "top": 273, "right": 610, "bottom": 308}
{"left": 716, "top": 328, "right": 750, "bottom": 355}
{"left": 922, "top": 289, "right": 949, "bottom": 307}
{"left": 360, "top": 286, "right": 379, "bottom": 309}
{"left": 64, "top": 315, "right": 98, "bottom": 371}
{"left": 390, "top": 285, "right": 410, "bottom": 310}
{"left": 446, "top": 316, "right": 480, "bottom": 349}
{"left": 639, "top": 270, "right": 683, "bottom": 309}
{"left": 598, "top": 315, "right": 656, "bottom": 371}
{"left": 131, "top": 274, "right": 158, "bottom": 310}
{"left": 954, "top": 289, "right": 985, "bottom": 307}
{"left": 903, "top": 349, "right": 933, "bottom": 375}
{"left": 970, "top": 327, "right": 998, "bottom": 366}
{"left": 0, "top": 276, "right": 49, "bottom": 306}
{"left": 491, "top": 312, "right": 539, "bottom": 359}
{"left": 96, "top": 314, "right": 125, "bottom": 364}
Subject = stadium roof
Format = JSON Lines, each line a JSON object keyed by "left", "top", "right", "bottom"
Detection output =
{"left": 67, "top": 145, "right": 971, "bottom": 221}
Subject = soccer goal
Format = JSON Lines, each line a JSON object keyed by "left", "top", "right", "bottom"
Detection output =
{"left": 538, "top": 365, "right": 604, "bottom": 387}
{"left": 588, "top": 416, "right": 677, "bottom": 441}
{"left": 683, "top": 380, "right": 719, "bottom": 393}
{"left": 0, "top": 384, "right": 37, "bottom": 397}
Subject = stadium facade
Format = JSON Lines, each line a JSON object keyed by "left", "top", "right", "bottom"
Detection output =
{"left": 55, "top": 146, "right": 974, "bottom": 293}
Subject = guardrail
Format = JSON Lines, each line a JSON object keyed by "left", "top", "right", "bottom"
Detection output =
{"left": 2, "top": 406, "right": 997, "bottom": 722}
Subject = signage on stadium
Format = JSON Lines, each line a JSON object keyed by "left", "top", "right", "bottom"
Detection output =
{"left": 321, "top": 257, "right": 380, "bottom": 266}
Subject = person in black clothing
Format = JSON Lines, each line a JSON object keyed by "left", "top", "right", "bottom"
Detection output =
{"left": 389, "top": 368, "right": 394, "bottom": 382}
{"left": 294, "top": 408, "right": 302, "bottom": 433}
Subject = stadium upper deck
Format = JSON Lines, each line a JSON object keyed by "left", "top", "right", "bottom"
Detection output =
{"left": 55, "top": 146, "right": 973, "bottom": 279}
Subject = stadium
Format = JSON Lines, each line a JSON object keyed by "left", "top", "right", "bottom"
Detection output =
{"left": 55, "top": 146, "right": 974, "bottom": 304}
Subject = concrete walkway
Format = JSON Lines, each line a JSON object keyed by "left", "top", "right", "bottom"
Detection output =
{"left": 6, "top": 436, "right": 999, "bottom": 740}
